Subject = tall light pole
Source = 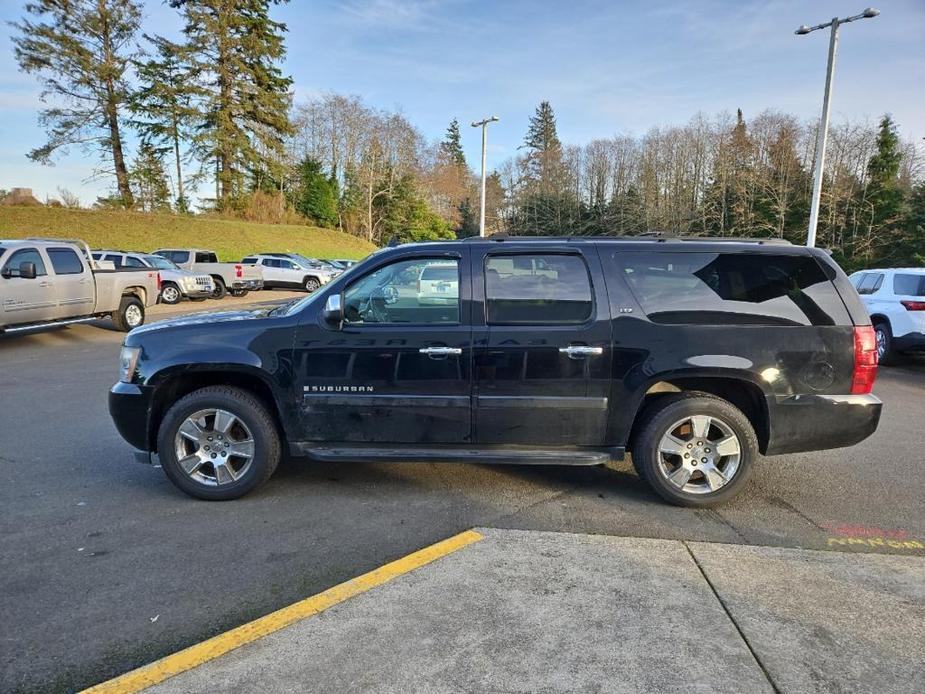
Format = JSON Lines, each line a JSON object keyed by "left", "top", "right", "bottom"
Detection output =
{"left": 796, "top": 7, "right": 879, "bottom": 247}
{"left": 471, "top": 116, "right": 499, "bottom": 237}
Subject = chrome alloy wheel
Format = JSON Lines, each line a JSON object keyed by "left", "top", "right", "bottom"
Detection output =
{"left": 656, "top": 415, "right": 741, "bottom": 495}
{"left": 875, "top": 326, "right": 887, "bottom": 359}
{"left": 125, "top": 304, "right": 143, "bottom": 327}
{"left": 173, "top": 408, "right": 255, "bottom": 486}
{"left": 161, "top": 285, "right": 181, "bottom": 303}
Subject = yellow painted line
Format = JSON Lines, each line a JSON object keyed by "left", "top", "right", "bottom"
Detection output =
{"left": 81, "top": 529, "right": 483, "bottom": 694}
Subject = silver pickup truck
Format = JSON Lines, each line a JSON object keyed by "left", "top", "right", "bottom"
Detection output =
{"left": 153, "top": 248, "right": 263, "bottom": 299}
{"left": 0, "top": 238, "right": 159, "bottom": 333}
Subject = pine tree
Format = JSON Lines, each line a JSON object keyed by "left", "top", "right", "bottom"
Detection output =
{"left": 866, "top": 115, "right": 904, "bottom": 228}
{"left": 12, "top": 0, "right": 141, "bottom": 208}
{"left": 169, "top": 0, "right": 293, "bottom": 210}
{"left": 440, "top": 119, "right": 466, "bottom": 168}
{"left": 295, "top": 158, "right": 338, "bottom": 228}
{"left": 131, "top": 143, "right": 172, "bottom": 212}
{"left": 131, "top": 35, "right": 201, "bottom": 213}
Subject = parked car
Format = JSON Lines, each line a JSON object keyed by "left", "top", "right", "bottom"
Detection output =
{"left": 110, "top": 236, "right": 881, "bottom": 506}
{"left": 241, "top": 254, "right": 333, "bottom": 292}
{"left": 849, "top": 268, "right": 925, "bottom": 364}
{"left": 1, "top": 238, "right": 159, "bottom": 333}
{"left": 92, "top": 250, "right": 214, "bottom": 305}
{"left": 153, "top": 248, "right": 263, "bottom": 299}
{"left": 261, "top": 253, "right": 346, "bottom": 279}
{"left": 332, "top": 259, "right": 359, "bottom": 269}
{"left": 417, "top": 261, "right": 458, "bottom": 305}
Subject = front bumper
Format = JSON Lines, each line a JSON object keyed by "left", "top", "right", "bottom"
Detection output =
{"left": 764, "top": 393, "right": 882, "bottom": 456}
{"left": 893, "top": 331, "right": 925, "bottom": 352}
{"left": 183, "top": 288, "right": 214, "bottom": 299}
{"left": 109, "top": 381, "right": 157, "bottom": 452}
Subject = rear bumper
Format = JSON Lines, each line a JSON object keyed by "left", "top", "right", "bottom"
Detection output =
{"left": 109, "top": 381, "right": 157, "bottom": 452}
{"left": 764, "top": 393, "right": 882, "bottom": 456}
{"left": 893, "top": 331, "right": 925, "bottom": 352}
{"left": 230, "top": 279, "right": 263, "bottom": 291}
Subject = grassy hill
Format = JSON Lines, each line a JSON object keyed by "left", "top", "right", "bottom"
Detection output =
{"left": 0, "top": 206, "right": 377, "bottom": 261}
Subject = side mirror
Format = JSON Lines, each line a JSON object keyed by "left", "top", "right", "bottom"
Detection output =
{"left": 19, "top": 262, "right": 37, "bottom": 280}
{"left": 322, "top": 293, "right": 343, "bottom": 327}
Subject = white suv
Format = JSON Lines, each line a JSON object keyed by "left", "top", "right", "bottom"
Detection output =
{"left": 241, "top": 254, "right": 332, "bottom": 292}
{"left": 849, "top": 268, "right": 925, "bottom": 364}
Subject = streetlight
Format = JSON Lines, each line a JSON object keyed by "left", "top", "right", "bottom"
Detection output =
{"left": 471, "top": 116, "right": 499, "bottom": 237}
{"left": 797, "top": 7, "right": 879, "bottom": 247}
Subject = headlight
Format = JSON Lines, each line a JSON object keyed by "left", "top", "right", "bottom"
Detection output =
{"left": 119, "top": 345, "right": 141, "bottom": 383}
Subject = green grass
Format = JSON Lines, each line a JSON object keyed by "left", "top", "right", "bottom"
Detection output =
{"left": 0, "top": 206, "right": 377, "bottom": 261}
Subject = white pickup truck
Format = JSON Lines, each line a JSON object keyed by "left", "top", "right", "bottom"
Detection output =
{"left": 153, "top": 248, "right": 263, "bottom": 299}
{"left": 0, "top": 238, "right": 160, "bottom": 333}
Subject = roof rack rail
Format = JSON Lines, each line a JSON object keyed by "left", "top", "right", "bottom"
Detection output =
{"left": 462, "top": 234, "right": 791, "bottom": 245}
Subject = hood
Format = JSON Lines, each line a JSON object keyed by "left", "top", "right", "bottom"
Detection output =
{"left": 127, "top": 306, "right": 275, "bottom": 338}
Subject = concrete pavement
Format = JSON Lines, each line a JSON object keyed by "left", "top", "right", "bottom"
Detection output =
{"left": 136, "top": 529, "right": 924, "bottom": 694}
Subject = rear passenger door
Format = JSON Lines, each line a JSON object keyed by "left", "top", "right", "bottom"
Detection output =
{"left": 46, "top": 246, "right": 94, "bottom": 318}
{"left": 472, "top": 245, "right": 613, "bottom": 446}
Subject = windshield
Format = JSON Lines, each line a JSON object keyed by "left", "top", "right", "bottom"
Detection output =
{"left": 144, "top": 256, "right": 179, "bottom": 270}
{"left": 894, "top": 273, "right": 925, "bottom": 297}
{"left": 271, "top": 286, "right": 328, "bottom": 317}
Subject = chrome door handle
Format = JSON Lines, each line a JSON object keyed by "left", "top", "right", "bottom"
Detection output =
{"left": 419, "top": 346, "right": 462, "bottom": 356}
{"left": 40, "top": 281, "right": 52, "bottom": 288}
{"left": 559, "top": 345, "right": 603, "bottom": 359}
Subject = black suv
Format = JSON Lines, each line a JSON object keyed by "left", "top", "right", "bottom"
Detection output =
{"left": 109, "top": 237, "right": 881, "bottom": 506}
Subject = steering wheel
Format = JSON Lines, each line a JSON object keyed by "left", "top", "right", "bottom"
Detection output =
{"left": 381, "top": 285, "right": 399, "bottom": 305}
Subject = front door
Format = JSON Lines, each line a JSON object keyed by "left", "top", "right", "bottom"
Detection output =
{"left": 473, "top": 246, "right": 613, "bottom": 446}
{"left": 0, "top": 247, "right": 57, "bottom": 325}
{"left": 293, "top": 250, "right": 472, "bottom": 444}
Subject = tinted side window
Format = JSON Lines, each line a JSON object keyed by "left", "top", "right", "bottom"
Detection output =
{"left": 124, "top": 256, "right": 146, "bottom": 268}
{"left": 46, "top": 248, "right": 85, "bottom": 275}
{"left": 619, "top": 252, "right": 849, "bottom": 327}
{"left": 344, "top": 257, "right": 459, "bottom": 324}
{"left": 2, "top": 248, "right": 47, "bottom": 277}
{"left": 893, "top": 274, "right": 925, "bottom": 297}
{"left": 160, "top": 251, "right": 188, "bottom": 264}
{"left": 104, "top": 254, "right": 123, "bottom": 268}
{"left": 486, "top": 254, "right": 593, "bottom": 325}
{"left": 195, "top": 252, "right": 217, "bottom": 263}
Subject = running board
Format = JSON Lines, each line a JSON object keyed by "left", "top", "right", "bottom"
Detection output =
{"left": 291, "top": 443, "right": 623, "bottom": 466}
{"left": 3, "top": 315, "right": 101, "bottom": 333}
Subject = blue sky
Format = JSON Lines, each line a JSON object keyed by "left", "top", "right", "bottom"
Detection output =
{"left": 1, "top": 0, "right": 923, "bottom": 204}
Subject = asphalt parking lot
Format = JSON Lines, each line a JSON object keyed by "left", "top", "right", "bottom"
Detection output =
{"left": 2, "top": 292, "right": 924, "bottom": 693}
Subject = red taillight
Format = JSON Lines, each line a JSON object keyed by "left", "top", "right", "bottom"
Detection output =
{"left": 900, "top": 300, "right": 925, "bottom": 311}
{"left": 851, "top": 326, "right": 878, "bottom": 394}
{"left": 235, "top": 264, "right": 243, "bottom": 278}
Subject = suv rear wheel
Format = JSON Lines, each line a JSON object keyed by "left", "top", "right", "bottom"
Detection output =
{"left": 157, "top": 386, "right": 280, "bottom": 500}
{"left": 304, "top": 276, "right": 321, "bottom": 292}
{"left": 631, "top": 392, "right": 757, "bottom": 507}
{"left": 873, "top": 320, "right": 896, "bottom": 365}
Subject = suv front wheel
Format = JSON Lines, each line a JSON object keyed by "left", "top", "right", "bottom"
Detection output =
{"left": 157, "top": 386, "right": 280, "bottom": 500}
{"left": 632, "top": 392, "right": 758, "bottom": 507}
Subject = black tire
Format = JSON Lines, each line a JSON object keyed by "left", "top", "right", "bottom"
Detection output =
{"left": 111, "top": 296, "right": 145, "bottom": 332}
{"left": 230, "top": 288, "right": 249, "bottom": 297}
{"left": 159, "top": 283, "right": 182, "bottom": 305}
{"left": 157, "top": 386, "right": 280, "bottom": 500}
{"left": 631, "top": 392, "right": 758, "bottom": 507}
{"left": 304, "top": 276, "right": 321, "bottom": 293}
{"left": 210, "top": 277, "right": 227, "bottom": 300}
{"left": 189, "top": 296, "right": 208, "bottom": 302}
{"left": 874, "top": 320, "right": 896, "bottom": 366}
